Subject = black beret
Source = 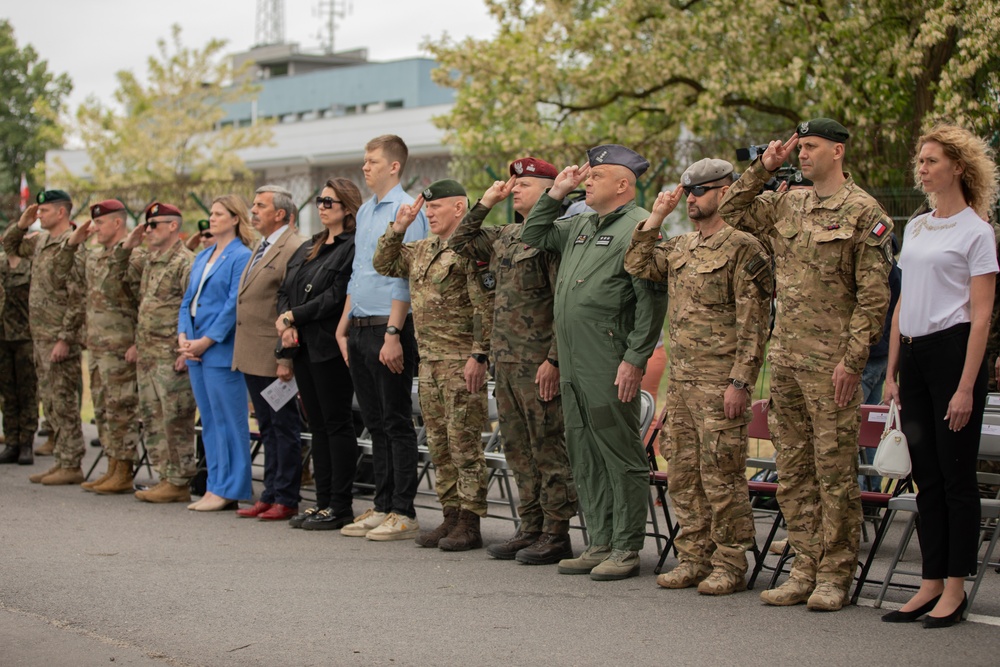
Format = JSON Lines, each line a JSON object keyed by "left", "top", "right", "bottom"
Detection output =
{"left": 797, "top": 118, "right": 850, "bottom": 144}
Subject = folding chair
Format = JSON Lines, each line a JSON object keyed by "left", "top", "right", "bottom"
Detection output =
{"left": 746, "top": 399, "right": 789, "bottom": 589}
{"left": 645, "top": 399, "right": 680, "bottom": 574}
{"left": 84, "top": 419, "right": 154, "bottom": 482}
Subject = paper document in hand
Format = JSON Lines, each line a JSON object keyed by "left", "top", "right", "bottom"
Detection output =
{"left": 261, "top": 376, "right": 298, "bottom": 411}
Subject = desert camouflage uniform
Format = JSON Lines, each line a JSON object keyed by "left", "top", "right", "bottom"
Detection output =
{"left": 109, "top": 240, "right": 197, "bottom": 486}
{"left": 56, "top": 239, "right": 141, "bottom": 462}
{"left": 625, "top": 224, "right": 771, "bottom": 575}
{"left": 373, "top": 225, "right": 494, "bottom": 516}
{"left": 3, "top": 224, "right": 85, "bottom": 469}
{"left": 449, "top": 202, "right": 578, "bottom": 534}
{"left": 0, "top": 252, "right": 37, "bottom": 450}
{"left": 719, "top": 159, "right": 893, "bottom": 589}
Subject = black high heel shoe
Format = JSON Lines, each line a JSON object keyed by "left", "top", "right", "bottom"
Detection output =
{"left": 923, "top": 593, "right": 967, "bottom": 629}
{"left": 881, "top": 595, "right": 941, "bottom": 623}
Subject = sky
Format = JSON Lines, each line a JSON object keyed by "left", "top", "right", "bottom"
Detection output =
{"left": 5, "top": 0, "right": 498, "bottom": 115}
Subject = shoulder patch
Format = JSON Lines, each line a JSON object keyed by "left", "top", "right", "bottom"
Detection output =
{"left": 744, "top": 254, "right": 768, "bottom": 276}
{"left": 870, "top": 220, "right": 889, "bottom": 239}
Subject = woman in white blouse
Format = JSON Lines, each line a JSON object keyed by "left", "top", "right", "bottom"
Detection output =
{"left": 883, "top": 124, "right": 999, "bottom": 628}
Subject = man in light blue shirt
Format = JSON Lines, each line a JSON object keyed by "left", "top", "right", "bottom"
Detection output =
{"left": 336, "top": 134, "right": 429, "bottom": 540}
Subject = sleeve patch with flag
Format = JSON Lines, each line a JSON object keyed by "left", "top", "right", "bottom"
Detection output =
{"left": 870, "top": 220, "right": 888, "bottom": 238}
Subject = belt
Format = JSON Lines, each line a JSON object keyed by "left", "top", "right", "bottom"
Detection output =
{"left": 351, "top": 316, "right": 390, "bottom": 329}
{"left": 900, "top": 321, "right": 971, "bottom": 345}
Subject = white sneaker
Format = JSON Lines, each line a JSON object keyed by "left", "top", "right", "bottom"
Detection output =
{"left": 365, "top": 512, "right": 420, "bottom": 541}
{"left": 340, "top": 509, "right": 388, "bottom": 537}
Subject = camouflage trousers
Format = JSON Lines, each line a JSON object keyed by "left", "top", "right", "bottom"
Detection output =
{"left": 769, "top": 364, "right": 862, "bottom": 589}
{"left": 0, "top": 339, "right": 37, "bottom": 447}
{"left": 33, "top": 339, "right": 85, "bottom": 469}
{"left": 139, "top": 351, "right": 197, "bottom": 486}
{"left": 665, "top": 379, "right": 755, "bottom": 575}
{"left": 419, "top": 360, "right": 488, "bottom": 516}
{"left": 494, "top": 362, "right": 577, "bottom": 534}
{"left": 88, "top": 353, "right": 104, "bottom": 439}
{"left": 92, "top": 350, "right": 139, "bottom": 461}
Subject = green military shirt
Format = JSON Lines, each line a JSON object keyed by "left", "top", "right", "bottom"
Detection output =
{"left": 0, "top": 252, "right": 29, "bottom": 341}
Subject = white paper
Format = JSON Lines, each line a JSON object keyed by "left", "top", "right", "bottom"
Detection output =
{"left": 261, "top": 376, "right": 298, "bottom": 411}
{"left": 988, "top": 395, "right": 1000, "bottom": 406}
{"left": 982, "top": 424, "right": 1000, "bottom": 436}
{"left": 867, "top": 412, "right": 888, "bottom": 423}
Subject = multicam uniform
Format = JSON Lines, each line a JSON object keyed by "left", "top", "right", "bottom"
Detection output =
{"left": 109, "top": 240, "right": 197, "bottom": 486}
{"left": 625, "top": 224, "right": 772, "bottom": 576}
{"left": 449, "top": 203, "right": 578, "bottom": 535}
{"left": 3, "top": 225, "right": 85, "bottom": 469}
{"left": 0, "top": 253, "right": 37, "bottom": 452}
{"left": 373, "top": 226, "right": 495, "bottom": 516}
{"left": 719, "top": 159, "right": 893, "bottom": 591}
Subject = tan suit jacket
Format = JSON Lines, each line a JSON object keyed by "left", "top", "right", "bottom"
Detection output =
{"left": 232, "top": 226, "right": 304, "bottom": 377}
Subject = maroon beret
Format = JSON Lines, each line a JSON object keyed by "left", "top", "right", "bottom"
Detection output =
{"left": 509, "top": 157, "right": 558, "bottom": 180}
{"left": 145, "top": 201, "right": 182, "bottom": 221}
{"left": 90, "top": 199, "right": 125, "bottom": 219}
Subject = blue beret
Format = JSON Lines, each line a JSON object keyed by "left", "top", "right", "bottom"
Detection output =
{"left": 587, "top": 144, "right": 649, "bottom": 178}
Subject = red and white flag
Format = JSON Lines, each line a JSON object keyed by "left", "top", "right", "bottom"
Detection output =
{"left": 18, "top": 173, "right": 29, "bottom": 211}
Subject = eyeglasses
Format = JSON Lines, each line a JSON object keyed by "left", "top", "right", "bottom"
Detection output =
{"left": 682, "top": 185, "right": 726, "bottom": 197}
{"left": 315, "top": 196, "right": 342, "bottom": 209}
{"left": 200, "top": 231, "right": 213, "bottom": 239}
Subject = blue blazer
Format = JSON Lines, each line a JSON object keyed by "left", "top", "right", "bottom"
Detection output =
{"left": 178, "top": 239, "right": 253, "bottom": 367}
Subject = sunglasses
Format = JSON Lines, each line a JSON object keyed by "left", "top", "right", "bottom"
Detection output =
{"left": 144, "top": 221, "right": 164, "bottom": 229}
{"left": 682, "top": 184, "right": 726, "bottom": 197}
{"left": 200, "top": 231, "right": 213, "bottom": 239}
{"left": 315, "top": 196, "right": 342, "bottom": 209}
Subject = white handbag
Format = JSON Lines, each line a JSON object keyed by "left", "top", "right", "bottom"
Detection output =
{"left": 872, "top": 400, "right": 911, "bottom": 479}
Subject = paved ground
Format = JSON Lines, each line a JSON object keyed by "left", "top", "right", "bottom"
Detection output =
{"left": 3, "top": 425, "right": 1000, "bottom": 667}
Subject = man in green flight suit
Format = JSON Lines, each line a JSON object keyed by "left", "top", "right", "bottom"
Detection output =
{"left": 521, "top": 144, "right": 669, "bottom": 580}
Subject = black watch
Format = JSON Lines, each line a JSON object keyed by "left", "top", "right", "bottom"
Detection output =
{"left": 385, "top": 325, "right": 401, "bottom": 336}
{"left": 471, "top": 353, "right": 488, "bottom": 364}
{"left": 547, "top": 358, "right": 559, "bottom": 368}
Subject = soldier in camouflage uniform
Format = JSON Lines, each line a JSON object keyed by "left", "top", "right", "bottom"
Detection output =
{"left": 449, "top": 156, "right": 579, "bottom": 565}
{"left": 4, "top": 191, "right": 87, "bottom": 485}
{"left": 719, "top": 118, "right": 893, "bottom": 611}
{"left": 373, "top": 179, "right": 495, "bottom": 552}
{"left": 108, "top": 202, "right": 197, "bottom": 503}
{"left": 0, "top": 250, "right": 35, "bottom": 465}
{"left": 625, "top": 158, "right": 772, "bottom": 595}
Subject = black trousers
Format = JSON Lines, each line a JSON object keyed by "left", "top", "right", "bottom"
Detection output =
{"left": 347, "top": 318, "right": 419, "bottom": 518}
{"left": 294, "top": 345, "right": 357, "bottom": 515}
{"left": 899, "top": 322, "right": 984, "bottom": 579}
{"left": 245, "top": 373, "right": 303, "bottom": 507}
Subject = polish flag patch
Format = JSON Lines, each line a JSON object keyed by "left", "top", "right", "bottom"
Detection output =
{"left": 870, "top": 221, "right": 888, "bottom": 238}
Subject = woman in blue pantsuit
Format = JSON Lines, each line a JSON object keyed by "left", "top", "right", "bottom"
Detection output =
{"left": 179, "top": 194, "right": 255, "bottom": 511}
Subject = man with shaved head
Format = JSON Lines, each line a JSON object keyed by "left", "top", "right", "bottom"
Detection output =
{"left": 522, "top": 145, "right": 669, "bottom": 581}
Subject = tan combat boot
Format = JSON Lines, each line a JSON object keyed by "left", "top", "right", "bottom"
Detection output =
{"left": 29, "top": 463, "right": 61, "bottom": 483}
{"left": 590, "top": 549, "right": 640, "bottom": 581}
{"left": 806, "top": 582, "right": 849, "bottom": 611}
{"left": 759, "top": 577, "right": 815, "bottom": 606}
{"left": 35, "top": 437, "right": 55, "bottom": 456}
{"left": 93, "top": 459, "right": 134, "bottom": 494}
{"left": 81, "top": 458, "right": 118, "bottom": 492}
{"left": 415, "top": 506, "right": 460, "bottom": 548}
{"left": 656, "top": 561, "right": 712, "bottom": 589}
{"left": 697, "top": 569, "right": 748, "bottom": 595}
{"left": 40, "top": 466, "right": 85, "bottom": 485}
{"left": 437, "top": 509, "right": 483, "bottom": 551}
{"left": 136, "top": 480, "right": 191, "bottom": 503}
{"left": 557, "top": 544, "right": 612, "bottom": 574}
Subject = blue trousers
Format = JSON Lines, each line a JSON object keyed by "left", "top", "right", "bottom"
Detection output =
{"left": 188, "top": 363, "right": 252, "bottom": 501}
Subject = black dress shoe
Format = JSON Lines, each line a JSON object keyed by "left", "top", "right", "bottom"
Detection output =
{"left": 289, "top": 506, "right": 323, "bottom": 529}
{"left": 923, "top": 594, "right": 967, "bottom": 629}
{"left": 301, "top": 508, "right": 353, "bottom": 531}
{"left": 881, "top": 595, "right": 941, "bottom": 623}
{"left": 90, "top": 438, "right": 102, "bottom": 448}
{"left": 0, "top": 445, "right": 19, "bottom": 464}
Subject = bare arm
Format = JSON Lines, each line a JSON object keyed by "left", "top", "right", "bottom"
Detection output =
{"left": 945, "top": 274, "right": 995, "bottom": 431}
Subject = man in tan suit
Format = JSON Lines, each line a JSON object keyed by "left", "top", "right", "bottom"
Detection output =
{"left": 233, "top": 185, "right": 304, "bottom": 521}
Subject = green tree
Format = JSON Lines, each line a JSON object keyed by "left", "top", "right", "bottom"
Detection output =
{"left": 0, "top": 19, "right": 72, "bottom": 196}
{"left": 427, "top": 0, "right": 1000, "bottom": 193}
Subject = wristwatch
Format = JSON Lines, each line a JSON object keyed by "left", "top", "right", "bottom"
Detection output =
{"left": 385, "top": 325, "right": 401, "bottom": 336}
{"left": 471, "top": 353, "right": 488, "bottom": 364}
{"left": 729, "top": 378, "right": 749, "bottom": 391}
{"left": 547, "top": 358, "right": 559, "bottom": 368}
{"left": 282, "top": 315, "right": 293, "bottom": 327}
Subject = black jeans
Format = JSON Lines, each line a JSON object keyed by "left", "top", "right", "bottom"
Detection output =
{"left": 294, "top": 345, "right": 357, "bottom": 515}
{"left": 899, "top": 322, "right": 984, "bottom": 579}
{"left": 245, "top": 373, "right": 303, "bottom": 507}
{"left": 348, "top": 318, "right": 419, "bottom": 518}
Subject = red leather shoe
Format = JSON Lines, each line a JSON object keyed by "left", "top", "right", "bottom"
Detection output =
{"left": 258, "top": 504, "right": 298, "bottom": 521}
{"left": 236, "top": 501, "right": 272, "bottom": 518}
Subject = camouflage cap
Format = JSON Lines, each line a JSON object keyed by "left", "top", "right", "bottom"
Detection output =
{"left": 681, "top": 158, "right": 734, "bottom": 187}
{"left": 145, "top": 201, "right": 182, "bottom": 221}
{"left": 35, "top": 189, "right": 71, "bottom": 205}
{"left": 797, "top": 118, "right": 850, "bottom": 144}
{"left": 197, "top": 219, "right": 211, "bottom": 232}
{"left": 422, "top": 179, "right": 466, "bottom": 201}
{"left": 587, "top": 144, "right": 649, "bottom": 177}
{"left": 509, "top": 157, "right": 558, "bottom": 180}
{"left": 90, "top": 199, "right": 125, "bottom": 218}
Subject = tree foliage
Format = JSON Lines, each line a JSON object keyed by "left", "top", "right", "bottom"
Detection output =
{"left": 427, "top": 0, "right": 1000, "bottom": 192}
{"left": 0, "top": 19, "right": 72, "bottom": 196}
{"left": 56, "top": 25, "right": 271, "bottom": 193}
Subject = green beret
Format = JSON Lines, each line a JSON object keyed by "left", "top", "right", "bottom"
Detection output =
{"left": 197, "top": 219, "right": 211, "bottom": 232}
{"left": 682, "top": 158, "right": 734, "bottom": 187}
{"left": 36, "top": 189, "right": 71, "bottom": 205}
{"left": 797, "top": 118, "right": 850, "bottom": 144}
{"left": 422, "top": 179, "right": 466, "bottom": 201}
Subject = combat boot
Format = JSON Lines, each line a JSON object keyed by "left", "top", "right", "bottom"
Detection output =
{"left": 697, "top": 569, "right": 748, "bottom": 596}
{"left": 93, "top": 460, "right": 134, "bottom": 494}
{"left": 0, "top": 445, "right": 19, "bottom": 463}
{"left": 759, "top": 577, "right": 814, "bottom": 606}
{"left": 438, "top": 509, "right": 483, "bottom": 551}
{"left": 40, "top": 466, "right": 85, "bottom": 485}
{"left": 557, "top": 544, "right": 612, "bottom": 574}
{"left": 29, "top": 463, "right": 60, "bottom": 483}
{"left": 516, "top": 532, "right": 573, "bottom": 565}
{"left": 136, "top": 481, "right": 191, "bottom": 503}
{"left": 18, "top": 443, "right": 33, "bottom": 465}
{"left": 589, "top": 549, "right": 640, "bottom": 581}
{"left": 82, "top": 458, "right": 118, "bottom": 492}
{"left": 415, "top": 506, "right": 460, "bottom": 548}
{"left": 35, "top": 437, "right": 55, "bottom": 456}
{"left": 806, "top": 582, "right": 849, "bottom": 611}
{"left": 486, "top": 529, "right": 541, "bottom": 560}
{"left": 656, "top": 561, "right": 712, "bottom": 589}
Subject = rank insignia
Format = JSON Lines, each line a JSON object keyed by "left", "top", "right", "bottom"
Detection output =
{"left": 574, "top": 234, "right": 588, "bottom": 245}
{"left": 595, "top": 235, "right": 613, "bottom": 246}
{"left": 480, "top": 270, "right": 496, "bottom": 290}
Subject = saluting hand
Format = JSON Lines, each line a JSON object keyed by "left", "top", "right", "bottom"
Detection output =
{"left": 761, "top": 133, "right": 799, "bottom": 172}
{"left": 123, "top": 223, "right": 146, "bottom": 250}
{"left": 392, "top": 195, "right": 425, "bottom": 234}
{"left": 480, "top": 176, "right": 516, "bottom": 209}
{"left": 17, "top": 204, "right": 39, "bottom": 230}
{"left": 68, "top": 219, "right": 95, "bottom": 246}
{"left": 548, "top": 164, "right": 591, "bottom": 201}
{"left": 641, "top": 186, "right": 684, "bottom": 230}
